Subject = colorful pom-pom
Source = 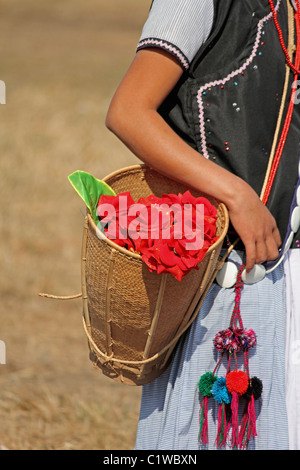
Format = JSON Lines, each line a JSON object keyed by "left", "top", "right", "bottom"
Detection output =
{"left": 214, "top": 327, "right": 257, "bottom": 354}
{"left": 243, "top": 376, "right": 263, "bottom": 400}
{"left": 214, "top": 328, "right": 239, "bottom": 354}
{"left": 201, "top": 261, "right": 260, "bottom": 448}
{"left": 239, "top": 328, "right": 257, "bottom": 350}
{"left": 198, "top": 372, "right": 217, "bottom": 398}
{"left": 212, "top": 377, "right": 232, "bottom": 404}
{"left": 226, "top": 370, "right": 249, "bottom": 396}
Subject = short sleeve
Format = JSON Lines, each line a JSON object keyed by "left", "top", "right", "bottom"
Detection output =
{"left": 136, "top": 0, "right": 214, "bottom": 70}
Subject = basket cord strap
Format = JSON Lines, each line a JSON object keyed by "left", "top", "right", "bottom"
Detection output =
{"left": 38, "top": 292, "right": 82, "bottom": 300}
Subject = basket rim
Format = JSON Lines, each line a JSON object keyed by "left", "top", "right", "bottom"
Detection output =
{"left": 90, "top": 163, "right": 230, "bottom": 260}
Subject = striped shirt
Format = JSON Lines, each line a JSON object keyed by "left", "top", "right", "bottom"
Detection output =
{"left": 136, "top": 0, "right": 214, "bottom": 70}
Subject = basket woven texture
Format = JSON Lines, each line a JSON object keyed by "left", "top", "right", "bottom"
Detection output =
{"left": 81, "top": 165, "right": 229, "bottom": 385}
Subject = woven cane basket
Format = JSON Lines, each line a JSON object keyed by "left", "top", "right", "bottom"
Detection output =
{"left": 81, "top": 164, "right": 229, "bottom": 385}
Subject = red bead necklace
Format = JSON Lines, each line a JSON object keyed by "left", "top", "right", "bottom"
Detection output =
{"left": 263, "top": 0, "right": 300, "bottom": 205}
{"left": 269, "top": 0, "right": 300, "bottom": 74}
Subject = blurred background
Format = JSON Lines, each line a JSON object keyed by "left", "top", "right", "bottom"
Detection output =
{"left": 0, "top": 0, "right": 151, "bottom": 449}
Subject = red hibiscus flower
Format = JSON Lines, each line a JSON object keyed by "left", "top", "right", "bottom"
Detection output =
{"left": 97, "top": 190, "right": 219, "bottom": 281}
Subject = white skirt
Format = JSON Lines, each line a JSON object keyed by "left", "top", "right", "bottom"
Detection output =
{"left": 285, "top": 249, "right": 300, "bottom": 450}
{"left": 134, "top": 248, "right": 299, "bottom": 450}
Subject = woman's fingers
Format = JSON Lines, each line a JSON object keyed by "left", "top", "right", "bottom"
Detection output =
{"left": 272, "top": 225, "right": 282, "bottom": 250}
{"left": 244, "top": 241, "right": 257, "bottom": 273}
{"left": 227, "top": 184, "right": 282, "bottom": 273}
{"left": 244, "top": 224, "right": 282, "bottom": 272}
{"left": 266, "top": 228, "right": 282, "bottom": 261}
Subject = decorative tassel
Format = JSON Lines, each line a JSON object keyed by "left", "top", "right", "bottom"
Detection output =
{"left": 215, "top": 403, "right": 227, "bottom": 448}
{"left": 230, "top": 391, "right": 240, "bottom": 448}
{"left": 239, "top": 402, "right": 249, "bottom": 449}
{"left": 238, "top": 395, "right": 257, "bottom": 449}
{"left": 198, "top": 372, "right": 217, "bottom": 445}
{"left": 212, "top": 376, "right": 232, "bottom": 448}
{"left": 239, "top": 376, "right": 263, "bottom": 449}
{"left": 198, "top": 263, "right": 262, "bottom": 449}
{"left": 199, "top": 396, "right": 209, "bottom": 444}
{"left": 224, "top": 404, "right": 232, "bottom": 446}
{"left": 226, "top": 370, "right": 249, "bottom": 448}
{"left": 247, "top": 395, "right": 257, "bottom": 440}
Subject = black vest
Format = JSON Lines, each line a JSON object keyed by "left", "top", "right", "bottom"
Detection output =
{"left": 158, "top": 0, "right": 300, "bottom": 248}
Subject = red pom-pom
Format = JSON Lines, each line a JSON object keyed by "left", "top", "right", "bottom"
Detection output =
{"left": 226, "top": 370, "right": 249, "bottom": 395}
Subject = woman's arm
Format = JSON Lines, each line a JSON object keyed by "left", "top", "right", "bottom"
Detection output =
{"left": 106, "top": 49, "right": 281, "bottom": 272}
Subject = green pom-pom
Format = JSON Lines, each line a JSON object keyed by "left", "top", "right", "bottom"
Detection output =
{"left": 198, "top": 372, "right": 217, "bottom": 398}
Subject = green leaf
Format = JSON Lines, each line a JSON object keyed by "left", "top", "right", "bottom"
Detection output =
{"left": 68, "top": 170, "right": 116, "bottom": 222}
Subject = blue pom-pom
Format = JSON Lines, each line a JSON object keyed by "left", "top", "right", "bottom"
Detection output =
{"left": 212, "top": 377, "right": 232, "bottom": 404}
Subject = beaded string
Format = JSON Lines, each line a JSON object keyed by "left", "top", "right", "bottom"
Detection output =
{"left": 263, "top": 0, "right": 300, "bottom": 204}
{"left": 269, "top": 0, "right": 300, "bottom": 75}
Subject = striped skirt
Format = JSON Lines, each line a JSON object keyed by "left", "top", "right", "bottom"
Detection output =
{"left": 134, "top": 249, "right": 300, "bottom": 450}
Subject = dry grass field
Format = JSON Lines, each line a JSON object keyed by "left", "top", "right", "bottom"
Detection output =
{"left": 0, "top": 0, "right": 152, "bottom": 450}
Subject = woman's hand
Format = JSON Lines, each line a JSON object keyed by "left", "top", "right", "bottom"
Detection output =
{"left": 225, "top": 179, "right": 282, "bottom": 272}
{"left": 106, "top": 48, "right": 282, "bottom": 272}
